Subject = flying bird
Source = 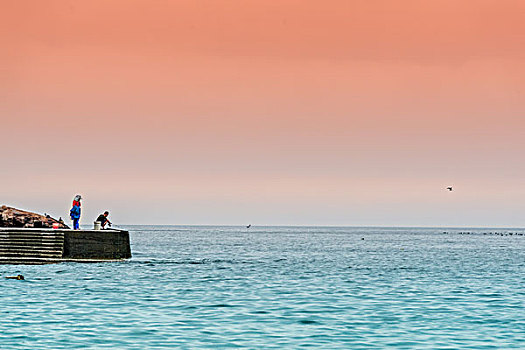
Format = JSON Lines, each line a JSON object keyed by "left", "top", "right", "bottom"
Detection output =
{"left": 446, "top": 187, "right": 453, "bottom": 191}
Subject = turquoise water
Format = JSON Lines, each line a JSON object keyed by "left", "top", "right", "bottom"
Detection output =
{"left": 1, "top": 226, "right": 524, "bottom": 349}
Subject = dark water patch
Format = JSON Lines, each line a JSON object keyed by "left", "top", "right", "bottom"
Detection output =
{"left": 134, "top": 258, "right": 254, "bottom": 265}
{"left": 298, "top": 319, "right": 319, "bottom": 325}
{"left": 346, "top": 265, "right": 420, "bottom": 272}
{"left": 205, "top": 304, "right": 236, "bottom": 308}
{"left": 207, "top": 259, "right": 237, "bottom": 264}
{"left": 187, "top": 261, "right": 205, "bottom": 265}
{"left": 346, "top": 266, "right": 373, "bottom": 270}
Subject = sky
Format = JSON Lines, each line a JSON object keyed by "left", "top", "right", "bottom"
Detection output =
{"left": 1, "top": 0, "right": 525, "bottom": 226}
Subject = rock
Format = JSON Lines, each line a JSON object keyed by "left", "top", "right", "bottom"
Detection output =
{"left": 0, "top": 205, "right": 70, "bottom": 229}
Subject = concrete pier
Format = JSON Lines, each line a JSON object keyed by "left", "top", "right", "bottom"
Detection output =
{"left": 0, "top": 228, "right": 131, "bottom": 264}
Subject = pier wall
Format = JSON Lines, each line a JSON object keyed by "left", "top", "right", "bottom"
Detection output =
{"left": 63, "top": 230, "right": 131, "bottom": 259}
{"left": 0, "top": 228, "right": 131, "bottom": 264}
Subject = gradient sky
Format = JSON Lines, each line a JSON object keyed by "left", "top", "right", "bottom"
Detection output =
{"left": 2, "top": 0, "right": 525, "bottom": 226}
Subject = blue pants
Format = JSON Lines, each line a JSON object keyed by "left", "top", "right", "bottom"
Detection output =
{"left": 73, "top": 219, "right": 80, "bottom": 230}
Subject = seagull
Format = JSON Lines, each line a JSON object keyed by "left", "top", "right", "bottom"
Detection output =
{"left": 447, "top": 187, "right": 453, "bottom": 191}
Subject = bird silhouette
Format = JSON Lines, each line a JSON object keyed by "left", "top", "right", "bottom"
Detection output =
{"left": 447, "top": 187, "right": 453, "bottom": 191}
{"left": 246, "top": 224, "right": 251, "bottom": 228}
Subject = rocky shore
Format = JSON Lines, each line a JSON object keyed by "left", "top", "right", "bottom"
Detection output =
{"left": 0, "top": 205, "right": 69, "bottom": 229}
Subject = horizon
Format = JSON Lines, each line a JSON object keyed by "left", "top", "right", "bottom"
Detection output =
{"left": 4, "top": 201, "right": 525, "bottom": 229}
{"left": 3, "top": 1, "right": 525, "bottom": 227}
{"left": 103, "top": 224, "right": 525, "bottom": 230}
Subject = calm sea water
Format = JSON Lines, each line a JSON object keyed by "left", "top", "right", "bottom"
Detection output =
{"left": 1, "top": 226, "right": 524, "bottom": 349}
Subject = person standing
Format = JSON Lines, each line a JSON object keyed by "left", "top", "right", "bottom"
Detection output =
{"left": 70, "top": 195, "right": 82, "bottom": 230}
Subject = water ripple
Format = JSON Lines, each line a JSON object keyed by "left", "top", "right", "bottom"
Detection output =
{"left": 1, "top": 226, "right": 525, "bottom": 349}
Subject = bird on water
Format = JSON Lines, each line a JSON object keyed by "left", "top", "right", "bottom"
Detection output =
{"left": 5, "top": 275, "right": 24, "bottom": 280}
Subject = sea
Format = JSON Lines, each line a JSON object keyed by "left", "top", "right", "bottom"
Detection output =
{"left": 1, "top": 226, "right": 524, "bottom": 349}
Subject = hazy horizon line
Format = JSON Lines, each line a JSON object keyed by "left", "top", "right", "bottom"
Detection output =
{"left": 106, "top": 224, "right": 525, "bottom": 229}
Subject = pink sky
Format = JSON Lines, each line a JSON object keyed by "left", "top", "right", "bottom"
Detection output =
{"left": 2, "top": 1, "right": 525, "bottom": 226}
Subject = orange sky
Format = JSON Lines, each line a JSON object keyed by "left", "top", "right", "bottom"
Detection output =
{"left": 2, "top": 0, "right": 525, "bottom": 226}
